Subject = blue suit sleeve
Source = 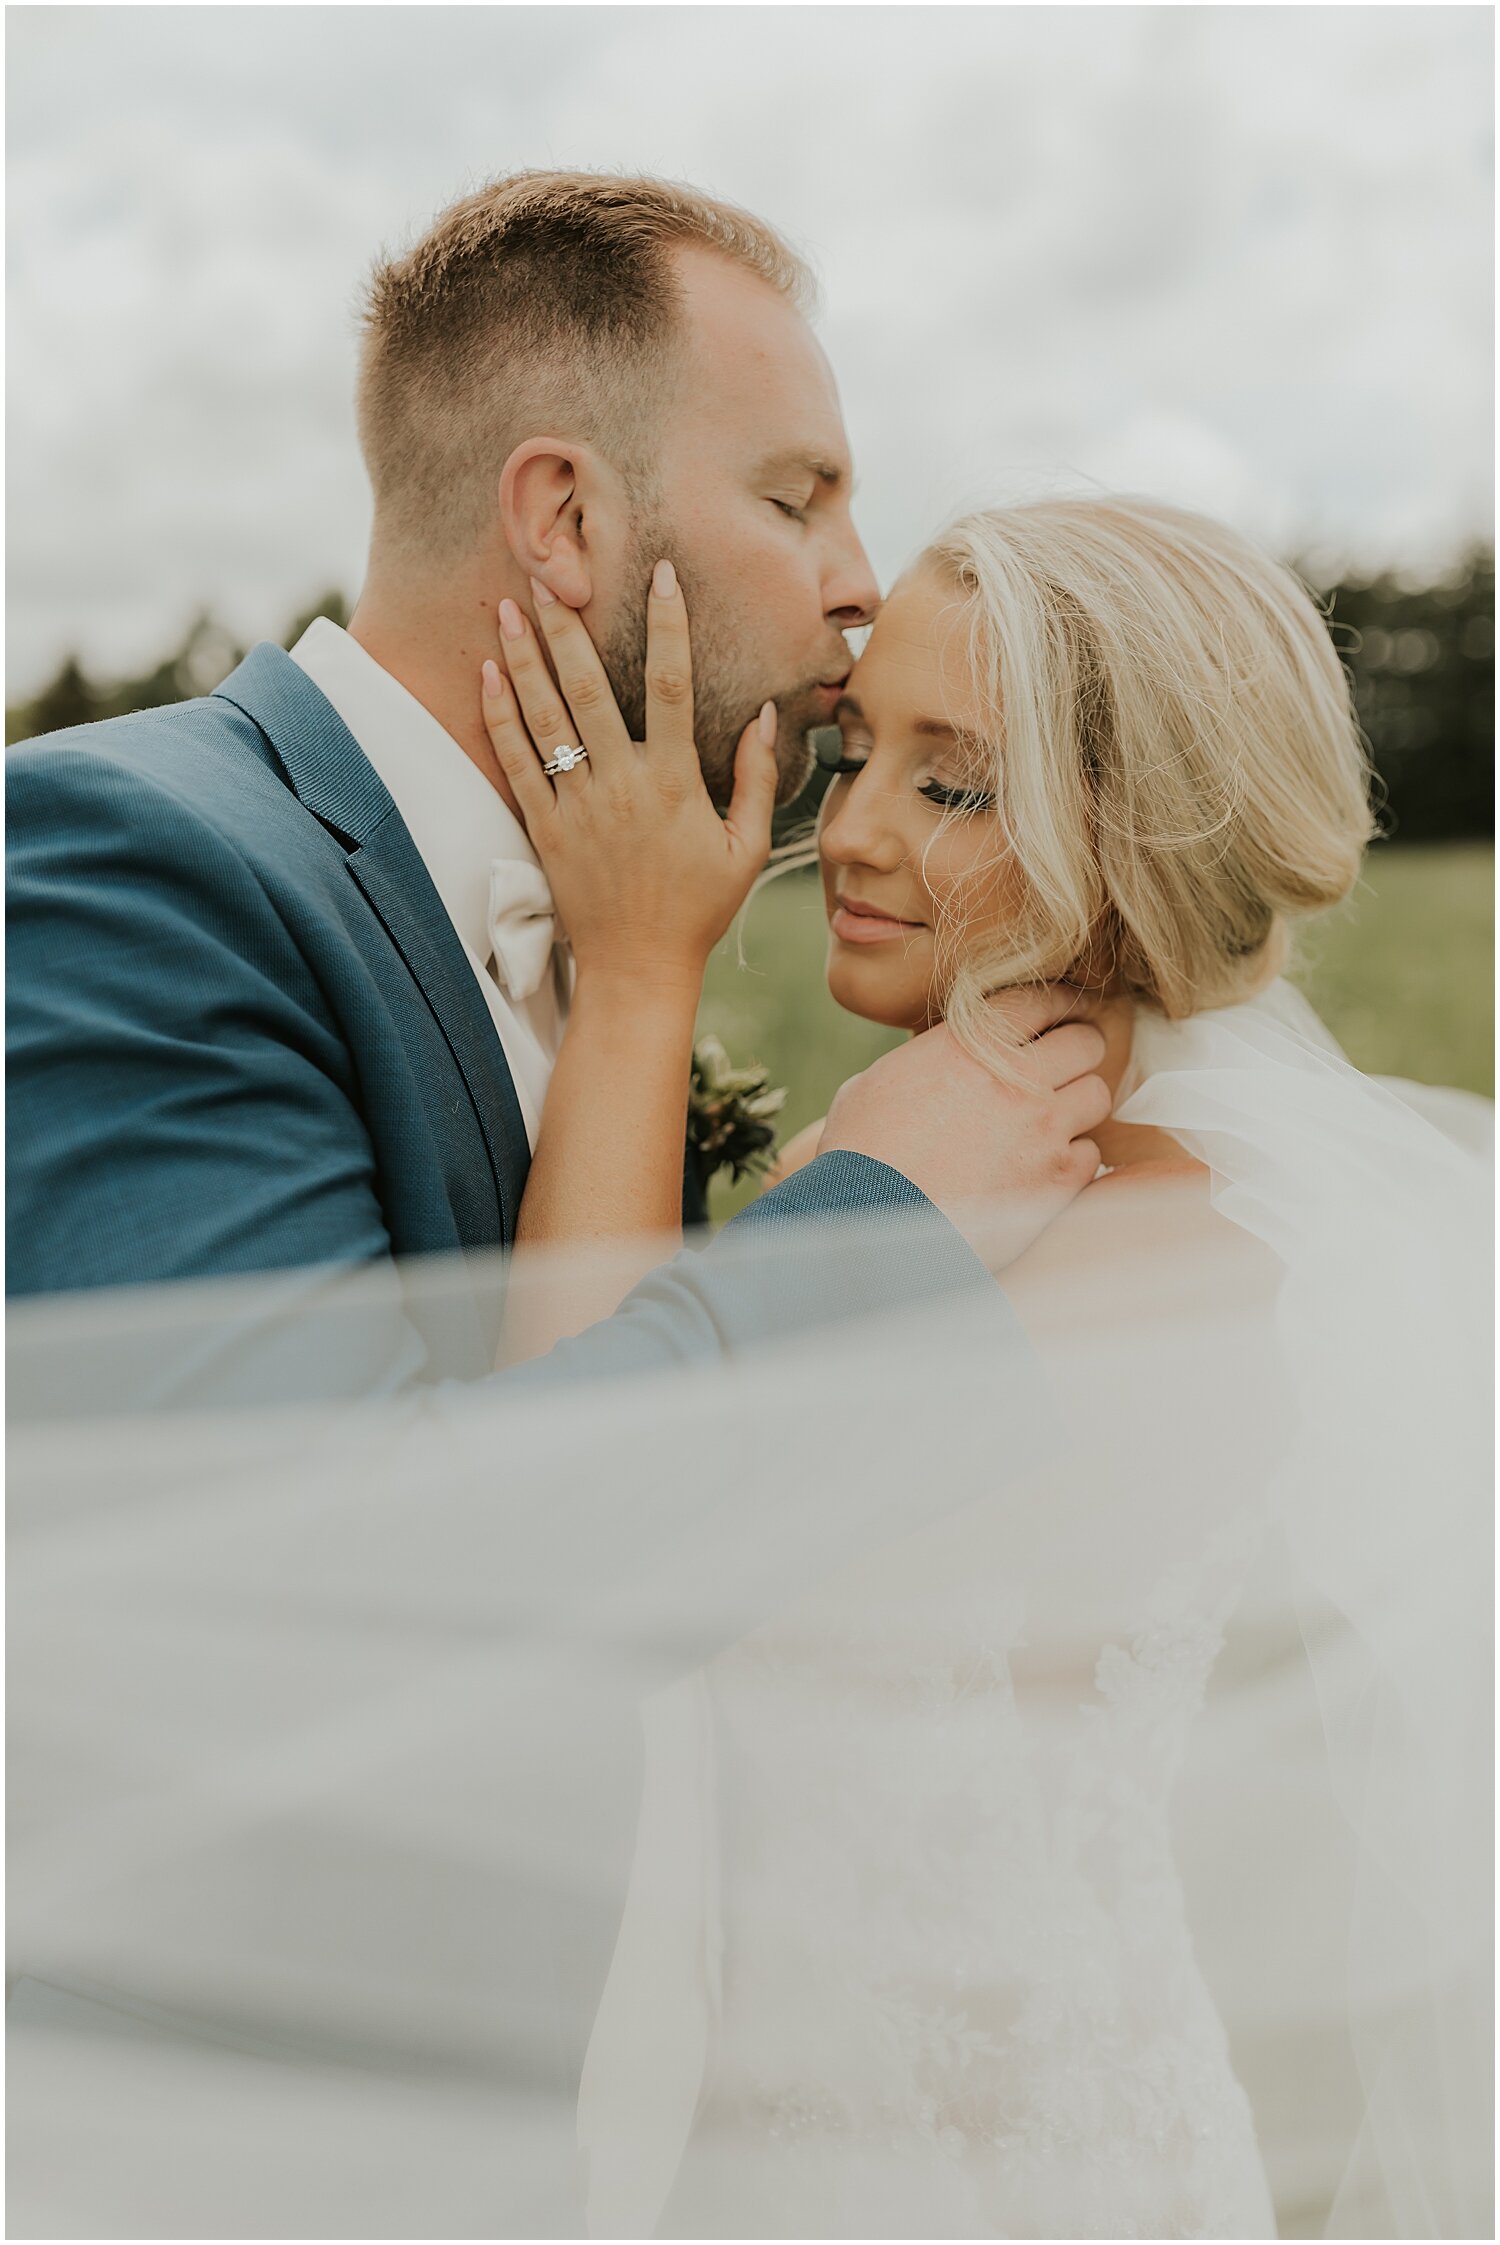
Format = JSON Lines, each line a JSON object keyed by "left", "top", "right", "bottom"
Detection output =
{"left": 503, "top": 1149, "right": 1008, "bottom": 1389}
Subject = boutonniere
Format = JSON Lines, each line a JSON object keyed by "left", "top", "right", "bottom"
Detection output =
{"left": 687, "top": 1035, "right": 788, "bottom": 1191}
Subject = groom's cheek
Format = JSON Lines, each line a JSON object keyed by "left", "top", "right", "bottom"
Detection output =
{"left": 597, "top": 630, "right": 648, "bottom": 744}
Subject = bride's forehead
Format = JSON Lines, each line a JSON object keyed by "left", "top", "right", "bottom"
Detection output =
{"left": 849, "top": 574, "right": 981, "bottom": 722}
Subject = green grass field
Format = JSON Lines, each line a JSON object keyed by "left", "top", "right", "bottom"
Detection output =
{"left": 697, "top": 843, "right": 1494, "bottom": 1220}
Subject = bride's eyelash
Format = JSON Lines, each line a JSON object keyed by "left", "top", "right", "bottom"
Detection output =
{"left": 825, "top": 755, "right": 994, "bottom": 817}
{"left": 922, "top": 780, "right": 995, "bottom": 814}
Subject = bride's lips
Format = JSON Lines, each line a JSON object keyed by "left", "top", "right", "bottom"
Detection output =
{"left": 830, "top": 893, "right": 927, "bottom": 946}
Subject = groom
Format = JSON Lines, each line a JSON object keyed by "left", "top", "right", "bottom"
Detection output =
{"left": 6, "top": 170, "right": 1105, "bottom": 1389}
{"left": 7, "top": 179, "right": 1113, "bottom": 2231}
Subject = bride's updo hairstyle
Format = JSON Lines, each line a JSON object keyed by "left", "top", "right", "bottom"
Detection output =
{"left": 921, "top": 495, "right": 1374, "bottom": 1063}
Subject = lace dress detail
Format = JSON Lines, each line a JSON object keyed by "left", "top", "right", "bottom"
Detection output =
{"left": 647, "top": 1512, "right": 1276, "bottom": 2240}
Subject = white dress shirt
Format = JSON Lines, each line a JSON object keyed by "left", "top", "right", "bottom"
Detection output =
{"left": 289, "top": 617, "right": 567, "bottom": 1147}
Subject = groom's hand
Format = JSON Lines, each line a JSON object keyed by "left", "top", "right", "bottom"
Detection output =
{"left": 817, "top": 987, "right": 1111, "bottom": 1271}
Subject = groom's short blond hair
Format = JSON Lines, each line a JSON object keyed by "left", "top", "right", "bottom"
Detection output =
{"left": 357, "top": 170, "right": 815, "bottom": 562}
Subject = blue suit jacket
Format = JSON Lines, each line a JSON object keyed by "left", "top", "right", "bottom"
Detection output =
{"left": 7, "top": 644, "right": 996, "bottom": 1392}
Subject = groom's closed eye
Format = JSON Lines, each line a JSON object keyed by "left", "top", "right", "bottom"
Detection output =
{"left": 751, "top": 447, "right": 852, "bottom": 498}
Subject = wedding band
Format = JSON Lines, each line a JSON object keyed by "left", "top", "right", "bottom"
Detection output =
{"left": 542, "top": 743, "right": 589, "bottom": 777}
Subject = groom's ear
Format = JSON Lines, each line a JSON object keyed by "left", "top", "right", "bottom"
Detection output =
{"left": 498, "top": 439, "right": 599, "bottom": 610}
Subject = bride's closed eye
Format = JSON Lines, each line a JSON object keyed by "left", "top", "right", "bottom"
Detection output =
{"left": 816, "top": 732, "right": 995, "bottom": 816}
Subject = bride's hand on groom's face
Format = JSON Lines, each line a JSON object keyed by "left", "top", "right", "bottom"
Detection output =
{"left": 480, "top": 563, "right": 779, "bottom": 1002}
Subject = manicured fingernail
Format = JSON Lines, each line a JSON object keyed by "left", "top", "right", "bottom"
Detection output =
{"left": 653, "top": 558, "right": 677, "bottom": 600}
{"left": 482, "top": 659, "right": 502, "bottom": 698}
{"left": 529, "top": 576, "right": 556, "bottom": 607}
{"left": 758, "top": 700, "right": 777, "bottom": 747}
{"left": 499, "top": 598, "right": 524, "bottom": 640}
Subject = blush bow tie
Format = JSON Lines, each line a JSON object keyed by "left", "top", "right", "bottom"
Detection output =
{"left": 487, "top": 859, "right": 567, "bottom": 1003}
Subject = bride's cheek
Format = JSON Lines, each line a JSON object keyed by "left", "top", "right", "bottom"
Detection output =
{"left": 945, "top": 852, "right": 1017, "bottom": 955}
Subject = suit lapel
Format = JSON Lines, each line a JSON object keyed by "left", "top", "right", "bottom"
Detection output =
{"left": 213, "top": 643, "right": 532, "bottom": 1245}
{"left": 345, "top": 820, "right": 531, "bottom": 1243}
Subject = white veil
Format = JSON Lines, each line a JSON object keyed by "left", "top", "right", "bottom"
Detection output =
{"left": 1117, "top": 983, "right": 1493, "bottom": 2240}
{"left": 7, "top": 984, "right": 1491, "bottom": 2239}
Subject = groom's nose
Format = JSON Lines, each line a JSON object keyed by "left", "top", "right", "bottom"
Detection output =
{"left": 823, "top": 526, "right": 880, "bottom": 633}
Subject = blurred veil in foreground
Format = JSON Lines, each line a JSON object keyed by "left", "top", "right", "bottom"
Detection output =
{"left": 8, "top": 985, "right": 1493, "bottom": 2240}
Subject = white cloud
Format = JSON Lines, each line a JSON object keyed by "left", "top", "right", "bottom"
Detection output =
{"left": 5, "top": 3, "right": 1492, "bottom": 692}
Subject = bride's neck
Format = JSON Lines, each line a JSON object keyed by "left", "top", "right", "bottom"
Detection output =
{"left": 1087, "top": 995, "right": 1207, "bottom": 1176}
{"left": 1081, "top": 995, "right": 1159, "bottom": 1171}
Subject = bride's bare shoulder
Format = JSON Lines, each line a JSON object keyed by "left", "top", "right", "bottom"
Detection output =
{"left": 1001, "top": 1153, "right": 1282, "bottom": 1338}
{"left": 761, "top": 1118, "right": 827, "bottom": 1191}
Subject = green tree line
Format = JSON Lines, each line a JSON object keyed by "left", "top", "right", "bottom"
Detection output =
{"left": 7, "top": 553, "right": 1494, "bottom": 841}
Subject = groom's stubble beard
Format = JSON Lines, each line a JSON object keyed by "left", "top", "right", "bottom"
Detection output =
{"left": 599, "top": 522, "right": 822, "bottom": 812}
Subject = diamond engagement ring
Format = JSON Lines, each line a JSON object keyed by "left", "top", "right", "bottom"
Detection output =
{"left": 542, "top": 744, "right": 589, "bottom": 777}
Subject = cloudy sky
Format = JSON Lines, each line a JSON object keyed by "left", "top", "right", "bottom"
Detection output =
{"left": 6, "top": 4, "right": 1493, "bottom": 694}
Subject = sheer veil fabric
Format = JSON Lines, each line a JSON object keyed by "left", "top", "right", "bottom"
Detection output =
{"left": 577, "top": 983, "right": 1493, "bottom": 2240}
{"left": 7, "top": 985, "right": 1492, "bottom": 2239}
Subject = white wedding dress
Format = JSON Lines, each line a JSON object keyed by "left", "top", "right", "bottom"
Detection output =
{"left": 579, "top": 984, "right": 1493, "bottom": 2239}
{"left": 7, "top": 985, "right": 1489, "bottom": 2239}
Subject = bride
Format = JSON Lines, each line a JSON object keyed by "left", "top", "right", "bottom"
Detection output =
{"left": 483, "top": 493, "right": 1491, "bottom": 2238}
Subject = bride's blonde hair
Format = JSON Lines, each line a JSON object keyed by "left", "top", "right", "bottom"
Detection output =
{"left": 912, "top": 495, "right": 1374, "bottom": 1069}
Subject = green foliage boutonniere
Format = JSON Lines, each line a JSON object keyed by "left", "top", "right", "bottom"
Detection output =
{"left": 687, "top": 1035, "right": 788, "bottom": 1193}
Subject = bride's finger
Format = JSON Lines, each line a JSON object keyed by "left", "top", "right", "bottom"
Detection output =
{"left": 481, "top": 660, "right": 557, "bottom": 828}
{"left": 722, "top": 703, "right": 779, "bottom": 866}
{"left": 527, "top": 580, "right": 631, "bottom": 770}
{"left": 644, "top": 558, "right": 698, "bottom": 770}
{"left": 496, "top": 598, "right": 586, "bottom": 777}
